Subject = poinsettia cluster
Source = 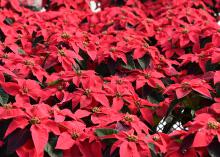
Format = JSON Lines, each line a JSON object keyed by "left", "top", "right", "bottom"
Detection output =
{"left": 0, "top": 0, "right": 220, "bottom": 156}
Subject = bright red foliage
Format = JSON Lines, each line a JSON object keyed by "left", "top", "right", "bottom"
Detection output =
{"left": 0, "top": 0, "right": 219, "bottom": 157}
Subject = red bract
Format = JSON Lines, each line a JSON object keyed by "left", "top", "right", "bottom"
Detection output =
{"left": 75, "top": 32, "right": 98, "bottom": 61}
{"left": 210, "top": 98, "right": 220, "bottom": 114}
{"left": 37, "top": 103, "right": 77, "bottom": 122}
{"left": 119, "top": 113, "right": 149, "bottom": 134}
{"left": 61, "top": 69, "right": 96, "bottom": 87}
{"left": 1, "top": 79, "right": 44, "bottom": 103}
{"left": 179, "top": 44, "right": 220, "bottom": 72}
{"left": 101, "top": 130, "right": 151, "bottom": 157}
{"left": 165, "top": 139, "right": 197, "bottom": 157}
{"left": 53, "top": 46, "right": 82, "bottom": 71}
{"left": 55, "top": 121, "right": 87, "bottom": 150}
{"left": 74, "top": 106, "right": 120, "bottom": 125}
{"left": 133, "top": 42, "right": 159, "bottom": 60}
{"left": 72, "top": 80, "right": 109, "bottom": 109}
{"left": 125, "top": 93, "right": 155, "bottom": 114}
{"left": 0, "top": 102, "right": 24, "bottom": 119}
{"left": 130, "top": 69, "right": 165, "bottom": 89}
{"left": 164, "top": 130, "right": 202, "bottom": 157}
{"left": 55, "top": 121, "right": 102, "bottom": 157}
{"left": 148, "top": 133, "right": 168, "bottom": 154}
{"left": 97, "top": 42, "right": 128, "bottom": 64}
{"left": 2, "top": 52, "right": 47, "bottom": 82}
{"left": 104, "top": 83, "right": 132, "bottom": 111}
{"left": 186, "top": 113, "right": 220, "bottom": 147}
{"left": 214, "top": 71, "right": 220, "bottom": 85}
{"left": 16, "top": 139, "right": 42, "bottom": 157}
{"left": 4, "top": 104, "right": 59, "bottom": 156}
{"left": 164, "top": 78, "right": 212, "bottom": 99}
{"left": 175, "top": 24, "right": 200, "bottom": 48}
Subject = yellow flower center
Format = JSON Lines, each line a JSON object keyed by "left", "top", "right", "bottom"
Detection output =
{"left": 181, "top": 82, "right": 191, "bottom": 91}
{"left": 115, "top": 92, "right": 122, "bottom": 98}
{"left": 82, "top": 41, "right": 89, "bottom": 47}
{"left": 145, "top": 73, "right": 151, "bottom": 79}
{"left": 127, "top": 134, "right": 138, "bottom": 142}
{"left": 58, "top": 49, "right": 66, "bottom": 56}
{"left": 2, "top": 104, "right": 12, "bottom": 109}
{"left": 143, "top": 43, "right": 149, "bottom": 48}
{"left": 110, "top": 47, "right": 116, "bottom": 52}
{"left": 84, "top": 88, "right": 91, "bottom": 96}
{"left": 29, "top": 117, "right": 41, "bottom": 125}
{"left": 71, "top": 132, "right": 80, "bottom": 140}
{"left": 24, "top": 60, "right": 34, "bottom": 66}
{"left": 152, "top": 135, "right": 160, "bottom": 141}
{"left": 92, "top": 107, "right": 100, "bottom": 113}
{"left": 135, "top": 100, "right": 141, "bottom": 107}
{"left": 207, "top": 121, "right": 219, "bottom": 129}
{"left": 22, "top": 87, "right": 29, "bottom": 94}
{"left": 124, "top": 115, "right": 134, "bottom": 122}
{"left": 75, "top": 69, "right": 82, "bottom": 76}
{"left": 2, "top": 54, "right": 8, "bottom": 59}
{"left": 182, "top": 29, "right": 189, "bottom": 34}
{"left": 61, "top": 32, "right": 71, "bottom": 39}
{"left": 57, "top": 85, "right": 63, "bottom": 91}
{"left": 116, "top": 79, "right": 123, "bottom": 84}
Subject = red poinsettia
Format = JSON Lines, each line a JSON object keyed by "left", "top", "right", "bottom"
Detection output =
{"left": 101, "top": 130, "right": 151, "bottom": 157}
{"left": 0, "top": 0, "right": 219, "bottom": 157}
{"left": 164, "top": 78, "right": 213, "bottom": 99}
{"left": 186, "top": 113, "right": 220, "bottom": 147}
{"left": 104, "top": 83, "right": 132, "bottom": 111}
{"left": 55, "top": 121, "right": 102, "bottom": 157}
{"left": 55, "top": 46, "right": 83, "bottom": 71}
{"left": 129, "top": 68, "right": 165, "bottom": 89}
{"left": 1, "top": 79, "right": 45, "bottom": 103}
{"left": 4, "top": 104, "right": 60, "bottom": 156}
{"left": 0, "top": 102, "right": 24, "bottom": 119}
{"left": 72, "top": 80, "right": 109, "bottom": 109}
{"left": 74, "top": 106, "right": 120, "bottom": 125}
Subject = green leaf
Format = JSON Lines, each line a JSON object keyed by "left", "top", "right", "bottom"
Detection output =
{"left": 121, "top": 52, "right": 136, "bottom": 70}
{"left": 206, "top": 60, "right": 217, "bottom": 72}
{"left": 32, "top": 36, "right": 44, "bottom": 47}
{"left": 180, "top": 134, "right": 194, "bottom": 154}
{"left": 164, "top": 99, "right": 179, "bottom": 120}
{"left": 200, "top": 37, "right": 211, "bottom": 48}
{"left": 137, "top": 55, "right": 150, "bottom": 70}
{"left": 153, "top": 114, "right": 161, "bottom": 125}
{"left": 47, "top": 79, "right": 61, "bottom": 86}
{"left": 7, "top": 128, "right": 30, "bottom": 154}
{"left": 4, "top": 17, "right": 14, "bottom": 25}
{"left": 95, "top": 128, "right": 118, "bottom": 137}
{"left": 45, "top": 137, "right": 62, "bottom": 157}
{"left": 208, "top": 138, "right": 220, "bottom": 157}
{"left": 146, "top": 87, "right": 164, "bottom": 104}
{"left": 215, "top": 83, "right": 220, "bottom": 97}
{"left": 147, "top": 95, "right": 159, "bottom": 104}
{"left": 18, "top": 48, "right": 26, "bottom": 55}
{"left": 148, "top": 143, "right": 158, "bottom": 157}
{"left": 0, "top": 88, "right": 9, "bottom": 105}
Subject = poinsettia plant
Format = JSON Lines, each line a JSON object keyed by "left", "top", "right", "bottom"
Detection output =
{"left": 0, "top": 0, "right": 220, "bottom": 157}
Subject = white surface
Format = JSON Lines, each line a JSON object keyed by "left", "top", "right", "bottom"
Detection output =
{"left": 90, "top": 1, "right": 101, "bottom": 12}
{"left": 19, "top": 0, "right": 42, "bottom": 7}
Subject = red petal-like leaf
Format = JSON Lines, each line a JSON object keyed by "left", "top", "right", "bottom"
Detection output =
{"left": 176, "top": 88, "right": 191, "bottom": 99}
{"left": 5, "top": 118, "right": 29, "bottom": 138}
{"left": 55, "top": 132, "right": 74, "bottom": 150}
{"left": 31, "top": 125, "right": 48, "bottom": 155}
{"left": 193, "top": 86, "right": 212, "bottom": 99}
